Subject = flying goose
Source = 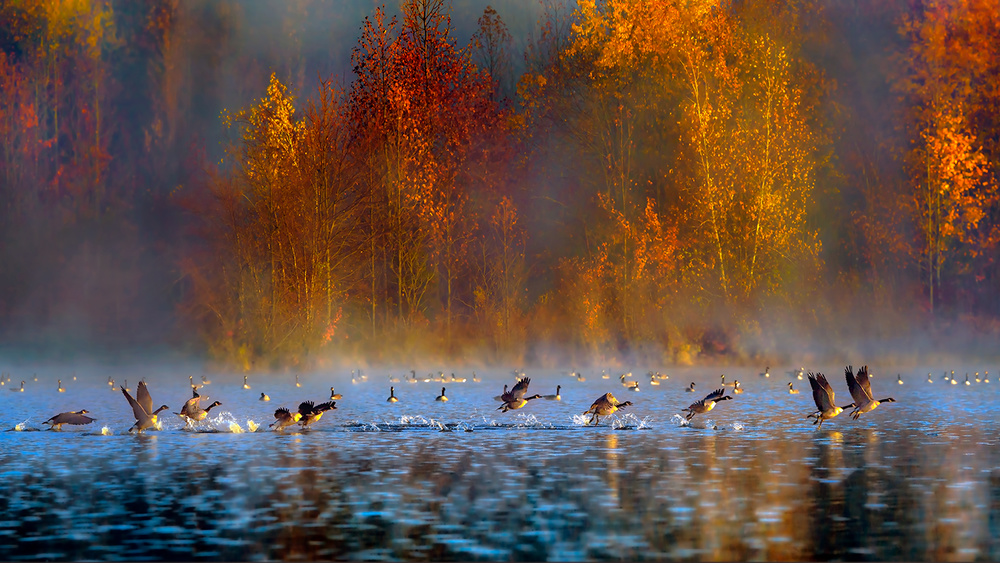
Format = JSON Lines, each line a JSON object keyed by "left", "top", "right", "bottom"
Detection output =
{"left": 583, "top": 392, "right": 632, "bottom": 425}
{"left": 845, "top": 365, "right": 896, "bottom": 420}
{"left": 806, "top": 372, "right": 854, "bottom": 429}
{"left": 270, "top": 407, "right": 301, "bottom": 431}
{"left": 298, "top": 400, "right": 336, "bottom": 428}
{"left": 122, "top": 381, "right": 169, "bottom": 433}
{"left": 43, "top": 410, "right": 95, "bottom": 431}
{"left": 682, "top": 388, "right": 733, "bottom": 421}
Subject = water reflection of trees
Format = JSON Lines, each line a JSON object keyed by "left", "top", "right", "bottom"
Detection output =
{"left": 0, "top": 430, "right": 996, "bottom": 561}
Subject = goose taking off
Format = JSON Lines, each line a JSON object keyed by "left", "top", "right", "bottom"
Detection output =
{"left": 176, "top": 395, "right": 222, "bottom": 426}
{"left": 122, "top": 381, "right": 169, "bottom": 433}
{"left": 583, "top": 392, "right": 633, "bottom": 425}
{"left": 43, "top": 410, "right": 95, "bottom": 431}
{"left": 298, "top": 400, "right": 336, "bottom": 428}
{"left": 497, "top": 378, "right": 541, "bottom": 412}
{"left": 806, "top": 372, "right": 854, "bottom": 430}
{"left": 270, "top": 407, "right": 301, "bottom": 431}
{"left": 682, "top": 388, "right": 733, "bottom": 421}
{"left": 387, "top": 386, "right": 398, "bottom": 403}
{"left": 845, "top": 365, "right": 896, "bottom": 420}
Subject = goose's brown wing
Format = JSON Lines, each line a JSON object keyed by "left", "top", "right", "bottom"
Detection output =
{"left": 137, "top": 381, "right": 154, "bottom": 416}
{"left": 855, "top": 365, "right": 874, "bottom": 400}
{"left": 509, "top": 377, "right": 530, "bottom": 401}
{"left": 845, "top": 365, "right": 870, "bottom": 405}
{"left": 702, "top": 388, "right": 727, "bottom": 402}
{"left": 808, "top": 373, "right": 833, "bottom": 411}
{"left": 122, "top": 385, "right": 148, "bottom": 420}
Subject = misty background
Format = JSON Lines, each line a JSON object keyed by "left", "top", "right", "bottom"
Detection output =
{"left": 1, "top": 0, "right": 998, "bottom": 370}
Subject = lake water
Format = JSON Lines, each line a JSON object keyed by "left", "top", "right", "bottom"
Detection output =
{"left": 1, "top": 363, "right": 999, "bottom": 561}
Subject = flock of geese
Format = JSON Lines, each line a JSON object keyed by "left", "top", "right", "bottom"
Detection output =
{"left": 11, "top": 362, "right": 994, "bottom": 433}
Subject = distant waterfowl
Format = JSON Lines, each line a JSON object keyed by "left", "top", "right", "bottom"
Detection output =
{"left": 627, "top": 382, "right": 640, "bottom": 392}
{"left": 57, "top": 380, "right": 65, "bottom": 393}
{"left": 33, "top": 373, "right": 37, "bottom": 382}
{"left": 761, "top": 366, "right": 771, "bottom": 378}
{"left": 950, "top": 376, "right": 958, "bottom": 385}
{"left": 298, "top": 400, "right": 336, "bottom": 428}
{"left": 720, "top": 374, "right": 736, "bottom": 387}
{"left": 845, "top": 365, "right": 896, "bottom": 420}
{"left": 686, "top": 382, "right": 696, "bottom": 392}
{"left": 330, "top": 387, "right": 342, "bottom": 400}
{"left": 897, "top": 374, "right": 904, "bottom": 385}
{"left": 682, "top": 388, "right": 733, "bottom": 421}
{"left": 387, "top": 386, "right": 398, "bottom": 403}
{"left": 576, "top": 372, "right": 586, "bottom": 382}
{"left": 472, "top": 371, "right": 481, "bottom": 383}
{"left": 436, "top": 387, "right": 448, "bottom": 402}
{"left": 985, "top": 371, "right": 991, "bottom": 384}
{"left": 583, "top": 392, "right": 633, "bottom": 425}
{"left": 108, "top": 378, "right": 116, "bottom": 391}
{"left": 927, "top": 373, "right": 933, "bottom": 383}
{"left": 259, "top": 392, "right": 270, "bottom": 401}
{"left": 649, "top": 375, "right": 660, "bottom": 386}
{"left": 451, "top": 373, "right": 467, "bottom": 383}
{"left": 388, "top": 373, "right": 400, "bottom": 383}
{"left": 122, "top": 380, "right": 169, "bottom": 433}
{"left": 965, "top": 374, "right": 971, "bottom": 386}
{"left": 107, "top": 376, "right": 114, "bottom": 387}
{"left": 270, "top": 407, "right": 301, "bottom": 431}
{"left": 122, "top": 379, "right": 130, "bottom": 393}
{"left": 806, "top": 372, "right": 854, "bottom": 429}
{"left": 295, "top": 374, "right": 302, "bottom": 388}
{"left": 201, "top": 375, "right": 212, "bottom": 386}
{"left": 543, "top": 385, "right": 562, "bottom": 401}
{"left": 243, "top": 375, "right": 251, "bottom": 390}
{"left": 10, "top": 380, "right": 24, "bottom": 392}
{"left": 602, "top": 370, "right": 611, "bottom": 380}
{"left": 620, "top": 373, "right": 636, "bottom": 388}
{"left": 43, "top": 410, "right": 95, "bottom": 431}
{"left": 975, "top": 372, "right": 981, "bottom": 383}
{"left": 732, "top": 380, "right": 743, "bottom": 394}
{"left": 788, "top": 382, "right": 800, "bottom": 394}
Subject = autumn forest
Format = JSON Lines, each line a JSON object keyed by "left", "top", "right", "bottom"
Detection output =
{"left": 1, "top": 0, "right": 999, "bottom": 369}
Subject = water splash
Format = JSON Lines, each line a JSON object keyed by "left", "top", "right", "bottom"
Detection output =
{"left": 14, "top": 420, "right": 27, "bottom": 431}
{"left": 101, "top": 426, "right": 112, "bottom": 436}
{"left": 670, "top": 414, "right": 691, "bottom": 427}
{"left": 729, "top": 422, "right": 745, "bottom": 431}
{"left": 229, "top": 422, "right": 244, "bottom": 433}
{"left": 247, "top": 420, "right": 259, "bottom": 432}
{"left": 571, "top": 414, "right": 594, "bottom": 426}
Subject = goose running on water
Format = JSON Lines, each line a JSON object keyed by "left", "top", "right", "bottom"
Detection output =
{"left": 43, "top": 410, "right": 95, "bottom": 431}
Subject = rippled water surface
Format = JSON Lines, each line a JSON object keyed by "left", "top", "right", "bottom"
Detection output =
{"left": 2, "top": 363, "right": 1000, "bottom": 561}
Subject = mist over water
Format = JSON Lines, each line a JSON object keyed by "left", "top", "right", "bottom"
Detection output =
{"left": 1, "top": 364, "right": 999, "bottom": 561}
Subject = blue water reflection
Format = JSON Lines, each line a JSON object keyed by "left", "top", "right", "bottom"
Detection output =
{"left": 1, "top": 365, "right": 998, "bottom": 560}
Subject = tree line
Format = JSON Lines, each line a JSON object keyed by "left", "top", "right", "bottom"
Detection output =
{"left": 1, "top": 0, "right": 998, "bottom": 368}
